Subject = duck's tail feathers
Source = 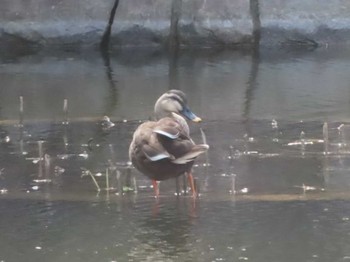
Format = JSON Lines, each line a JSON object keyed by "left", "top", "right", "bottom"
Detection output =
{"left": 172, "top": 144, "right": 209, "bottom": 164}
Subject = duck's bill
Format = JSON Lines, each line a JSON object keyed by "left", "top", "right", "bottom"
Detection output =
{"left": 192, "top": 116, "right": 202, "bottom": 123}
{"left": 181, "top": 106, "right": 202, "bottom": 122}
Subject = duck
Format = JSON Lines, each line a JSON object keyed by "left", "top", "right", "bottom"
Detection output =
{"left": 129, "top": 90, "right": 209, "bottom": 198}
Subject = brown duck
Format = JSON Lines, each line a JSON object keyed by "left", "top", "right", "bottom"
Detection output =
{"left": 129, "top": 90, "right": 209, "bottom": 197}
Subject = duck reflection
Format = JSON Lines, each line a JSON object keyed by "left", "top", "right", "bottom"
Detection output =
{"left": 129, "top": 198, "right": 198, "bottom": 260}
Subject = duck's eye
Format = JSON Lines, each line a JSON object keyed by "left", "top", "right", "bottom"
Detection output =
{"left": 168, "top": 95, "right": 182, "bottom": 103}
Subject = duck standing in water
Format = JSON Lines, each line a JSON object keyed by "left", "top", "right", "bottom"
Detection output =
{"left": 129, "top": 90, "right": 209, "bottom": 198}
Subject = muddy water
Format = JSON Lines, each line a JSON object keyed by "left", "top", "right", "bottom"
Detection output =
{"left": 1, "top": 48, "right": 350, "bottom": 261}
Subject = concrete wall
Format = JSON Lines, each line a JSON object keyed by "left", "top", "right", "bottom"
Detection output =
{"left": 1, "top": 0, "right": 350, "bottom": 50}
{"left": 260, "top": 0, "right": 350, "bottom": 46}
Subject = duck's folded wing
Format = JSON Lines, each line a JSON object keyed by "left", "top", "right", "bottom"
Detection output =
{"left": 142, "top": 144, "right": 175, "bottom": 161}
{"left": 154, "top": 117, "right": 191, "bottom": 138}
{"left": 172, "top": 144, "right": 209, "bottom": 164}
{"left": 153, "top": 127, "right": 180, "bottom": 139}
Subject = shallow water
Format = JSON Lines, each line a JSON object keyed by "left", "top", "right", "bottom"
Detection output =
{"left": 2, "top": 48, "right": 350, "bottom": 261}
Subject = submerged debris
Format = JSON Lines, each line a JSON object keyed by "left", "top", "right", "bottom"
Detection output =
{"left": 0, "top": 188, "right": 8, "bottom": 194}
{"left": 54, "top": 166, "right": 65, "bottom": 176}
{"left": 240, "top": 188, "right": 249, "bottom": 194}
{"left": 1, "top": 136, "right": 10, "bottom": 143}
{"left": 57, "top": 154, "right": 69, "bottom": 160}
{"left": 31, "top": 185, "right": 39, "bottom": 191}
{"left": 81, "top": 168, "right": 101, "bottom": 192}
{"left": 101, "top": 116, "right": 115, "bottom": 129}
{"left": 287, "top": 139, "right": 323, "bottom": 146}
{"left": 78, "top": 151, "right": 89, "bottom": 159}
{"left": 122, "top": 186, "right": 134, "bottom": 192}
{"left": 294, "top": 184, "right": 325, "bottom": 193}
{"left": 32, "top": 179, "right": 52, "bottom": 183}
{"left": 271, "top": 119, "right": 278, "bottom": 129}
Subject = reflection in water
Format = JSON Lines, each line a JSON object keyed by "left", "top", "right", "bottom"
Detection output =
{"left": 101, "top": 49, "right": 118, "bottom": 116}
{"left": 0, "top": 34, "right": 41, "bottom": 63}
{"left": 130, "top": 199, "right": 197, "bottom": 260}
{"left": 1, "top": 49, "right": 350, "bottom": 261}
{"left": 62, "top": 98, "right": 69, "bottom": 125}
{"left": 168, "top": 48, "right": 180, "bottom": 91}
{"left": 19, "top": 96, "right": 24, "bottom": 127}
{"left": 1, "top": 197, "right": 350, "bottom": 262}
{"left": 245, "top": 0, "right": 261, "bottom": 125}
{"left": 243, "top": 49, "right": 260, "bottom": 122}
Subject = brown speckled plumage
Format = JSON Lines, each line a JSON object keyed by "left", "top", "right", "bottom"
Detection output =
{"left": 129, "top": 90, "right": 209, "bottom": 183}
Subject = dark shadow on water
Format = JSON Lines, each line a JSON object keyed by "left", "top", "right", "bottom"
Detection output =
{"left": 0, "top": 33, "right": 41, "bottom": 63}
{"left": 109, "top": 48, "right": 165, "bottom": 67}
{"left": 243, "top": 48, "right": 260, "bottom": 135}
{"left": 168, "top": 48, "right": 180, "bottom": 91}
{"left": 101, "top": 49, "right": 119, "bottom": 116}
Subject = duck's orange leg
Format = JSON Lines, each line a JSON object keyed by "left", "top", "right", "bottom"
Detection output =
{"left": 152, "top": 180, "right": 159, "bottom": 198}
{"left": 187, "top": 172, "right": 197, "bottom": 198}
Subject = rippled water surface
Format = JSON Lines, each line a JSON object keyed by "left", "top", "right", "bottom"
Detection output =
{"left": 2, "top": 47, "right": 350, "bottom": 261}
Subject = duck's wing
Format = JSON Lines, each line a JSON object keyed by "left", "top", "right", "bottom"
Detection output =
{"left": 152, "top": 117, "right": 209, "bottom": 163}
{"left": 155, "top": 116, "right": 190, "bottom": 139}
{"left": 130, "top": 122, "right": 171, "bottom": 162}
{"left": 153, "top": 126, "right": 180, "bottom": 139}
{"left": 172, "top": 144, "right": 209, "bottom": 164}
{"left": 142, "top": 143, "right": 174, "bottom": 161}
{"left": 131, "top": 118, "right": 209, "bottom": 164}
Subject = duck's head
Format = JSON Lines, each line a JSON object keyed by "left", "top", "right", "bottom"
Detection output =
{"left": 154, "top": 90, "right": 202, "bottom": 122}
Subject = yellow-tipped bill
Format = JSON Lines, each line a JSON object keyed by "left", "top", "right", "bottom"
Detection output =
{"left": 192, "top": 116, "right": 202, "bottom": 123}
{"left": 181, "top": 106, "right": 202, "bottom": 123}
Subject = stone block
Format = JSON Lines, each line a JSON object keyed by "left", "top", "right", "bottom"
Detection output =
{"left": 180, "top": 0, "right": 253, "bottom": 46}
{"left": 260, "top": 0, "right": 350, "bottom": 46}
